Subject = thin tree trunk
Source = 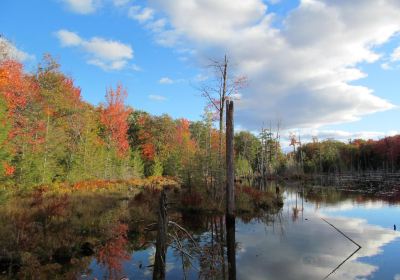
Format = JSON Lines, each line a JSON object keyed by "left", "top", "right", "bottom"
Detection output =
{"left": 218, "top": 55, "right": 228, "bottom": 195}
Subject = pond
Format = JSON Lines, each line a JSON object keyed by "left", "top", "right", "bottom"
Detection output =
{"left": 0, "top": 184, "right": 399, "bottom": 280}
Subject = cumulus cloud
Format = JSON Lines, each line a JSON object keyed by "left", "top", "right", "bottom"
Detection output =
{"left": 159, "top": 77, "right": 174, "bottom": 84}
{"left": 62, "top": 0, "right": 100, "bottom": 14}
{"left": 55, "top": 29, "right": 134, "bottom": 71}
{"left": 142, "top": 0, "right": 400, "bottom": 129}
{"left": 128, "top": 6, "right": 155, "bottom": 23}
{"left": 56, "top": 30, "right": 83, "bottom": 47}
{"left": 148, "top": 94, "right": 167, "bottom": 101}
{"left": 0, "top": 37, "right": 34, "bottom": 63}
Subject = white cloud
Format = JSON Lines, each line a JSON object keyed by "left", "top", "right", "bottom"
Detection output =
{"left": 394, "top": 274, "right": 400, "bottom": 280}
{"left": 55, "top": 30, "right": 133, "bottom": 71}
{"left": 142, "top": 0, "right": 400, "bottom": 130}
{"left": 113, "top": 0, "right": 130, "bottom": 7}
{"left": 62, "top": 0, "right": 99, "bottom": 14}
{"left": 0, "top": 37, "right": 34, "bottom": 63}
{"left": 82, "top": 37, "right": 133, "bottom": 61}
{"left": 56, "top": 30, "right": 83, "bottom": 47}
{"left": 381, "top": 62, "right": 392, "bottom": 70}
{"left": 148, "top": 94, "right": 167, "bottom": 101}
{"left": 294, "top": 129, "right": 399, "bottom": 142}
{"left": 146, "top": 19, "right": 167, "bottom": 33}
{"left": 159, "top": 77, "right": 174, "bottom": 84}
{"left": 87, "top": 58, "right": 127, "bottom": 71}
{"left": 128, "top": 6, "right": 155, "bottom": 23}
{"left": 391, "top": 46, "right": 400, "bottom": 62}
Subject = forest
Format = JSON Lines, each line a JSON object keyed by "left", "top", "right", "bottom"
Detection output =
{"left": 1, "top": 53, "right": 400, "bottom": 189}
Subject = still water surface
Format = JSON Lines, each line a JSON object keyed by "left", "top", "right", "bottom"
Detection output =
{"left": 89, "top": 185, "right": 400, "bottom": 280}
{"left": 1, "top": 184, "right": 399, "bottom": 279}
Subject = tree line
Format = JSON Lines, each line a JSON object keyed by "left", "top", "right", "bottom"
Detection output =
{"left": 1, "top": 50, "right": 400, "bottom": 188}
{"left": 297, "top": 137, "right": 400, "bottom": 174}
{"left": 0, "top": 45, "right": 284, "bottom": 190}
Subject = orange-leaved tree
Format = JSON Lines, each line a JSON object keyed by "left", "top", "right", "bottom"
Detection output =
{"left": 100, "top": 84, "right": 132, "bottom": 157}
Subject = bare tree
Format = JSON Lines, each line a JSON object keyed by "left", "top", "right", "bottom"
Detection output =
{"left": 289, "top": 132, "right": 304, "bottom": 172}
{"left": 289, "top": 132, "right": 298, "bottom": 155}
{"left": 198, "top": 55, "right": 246, "bottom": 197}
{"left": 0, "top": 35, "right": 11, "bottom": 62}
{"left": 199, "top": 55, "right": 247, "bottom": 166}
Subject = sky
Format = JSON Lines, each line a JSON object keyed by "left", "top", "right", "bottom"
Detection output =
{"left": 1, "top": 0, "right": 400, "bottom": 144}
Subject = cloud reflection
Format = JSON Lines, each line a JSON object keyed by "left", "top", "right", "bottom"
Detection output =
{"left": 235, "top": 204, "right": 400, "bottom": 280}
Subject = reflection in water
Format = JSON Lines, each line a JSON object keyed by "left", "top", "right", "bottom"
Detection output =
{"left": 226, "top": 214, "right": 236, "bottom": 280}
{"left": 234, "top": 184, "right": 400, "bottom": 280}
{"left": 320, "top": 218, "right": 361, "bottom": 280}
{"left": 96, "top": 223, "right": 130, "bottom": 279}
{"left": 0, "top": 184, "right": 399, "bottom": 279}
{"left": 153, "top": 190, "right": 168, "bottom": 280}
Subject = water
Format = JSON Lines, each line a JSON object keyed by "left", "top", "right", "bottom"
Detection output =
{"left": 232, "top": 186, "right": 400, "bottom": 280}
{"left": 0, "top": 184, "right": 399, "bottom": 279}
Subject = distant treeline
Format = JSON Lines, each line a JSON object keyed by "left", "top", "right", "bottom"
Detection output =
{"left": 297, "top": 137, "right": 400, "bottom": 174}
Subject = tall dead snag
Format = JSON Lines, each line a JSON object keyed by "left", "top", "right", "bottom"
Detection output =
{"left": 153, "top": 190, "right": 168, "bottom": 280}
{"left": 225, "top": 100, "right": 236, "bottom": 279}
{"left": 199, "top": 55, "right": 246, "bottom": 193}
{"left": 226, "top": 100, "right": 235, "bottom": 215}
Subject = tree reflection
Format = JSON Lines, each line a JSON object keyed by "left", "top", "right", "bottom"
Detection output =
{"left": 226, "top": 214, "right": 236, "bottom": 280}
{"left": 0, "top": 186, "right": 285, "bottom": 279}
{"left": 96, "top": 223, "right": 130, "bottom": 280}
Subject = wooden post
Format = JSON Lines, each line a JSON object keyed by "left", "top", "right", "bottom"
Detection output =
{"left": 153, "top": 190, "right": 168, "bottom": 280}
{"left": 226, "top": 100, "right": 235, "bottom": 215}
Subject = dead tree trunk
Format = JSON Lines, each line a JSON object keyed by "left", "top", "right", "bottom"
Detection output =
{"left": 153, "top": 190, "right": 168, "bottom": 280}
{"left": 225, "top": 101, "right": 236, "bottom": 279}
{"left": 226, "top": 100, "right": 235, "bottom": 215}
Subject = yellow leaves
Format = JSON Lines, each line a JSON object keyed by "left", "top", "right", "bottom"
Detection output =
{"left": 65, "top": 177, "right": 180, "bottom": 192}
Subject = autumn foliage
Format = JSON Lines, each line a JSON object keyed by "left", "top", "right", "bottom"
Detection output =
{"left": 97, "top": 223, "right": 130, "bottom": 275}
{"left": 0, "top": 45, "right": 232, "bottom": 187}
{"left": 100, "top": 84, "right": 132, "bottom": 157}
{"left": 0, "top": 55, "right": 136, "bottom": 185}
{"left": 3, "top": 52, "right": 400, "bottom": 188}
{"left": 299, "top": 136, "right": 400, "bottom": 173}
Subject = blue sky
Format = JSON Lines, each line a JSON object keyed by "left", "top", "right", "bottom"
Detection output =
{"left": 1, "top": 0, "right": 207, "bottom": 120}
{"left": 1, "top": 0, "right": 400, "bottom": 143}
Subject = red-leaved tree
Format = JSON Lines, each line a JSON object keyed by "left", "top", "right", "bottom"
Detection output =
{"left": 100, "top": 84, "right": 132, "bottom": 157}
